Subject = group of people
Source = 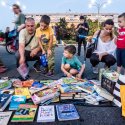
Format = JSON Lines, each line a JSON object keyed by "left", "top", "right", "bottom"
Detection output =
{"left": 0, "top": 3, "right": 125, "bottom": 79}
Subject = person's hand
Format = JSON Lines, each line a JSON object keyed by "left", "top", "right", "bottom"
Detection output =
{"left": 19, "top": 57, "right": 25, "bottom": 65}
{"left": 42, "top": 50, "right": 46, "bottom": 55}
{"left": 47, "top": 49, "right": 52, "bottom": 57}
{"left": 99, "top": 54, "right": 103, "bottom": 61}
{"left": 67, "top": 73, "right": 72, "bottom": 78}
{"left": 77, "top": 73, "right": 82, "bottom": 79}
{"left": 81, "top": 26, "right": 85, "bottom": 29}
{"left": 30, "top": 49, "right": 38, "bottom": 57}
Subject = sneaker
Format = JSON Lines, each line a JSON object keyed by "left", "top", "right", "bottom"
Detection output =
{"left": 93, "top": 66, "right": 99, "bottom": 74}
{"left": 33, "top": 65, "right": 41, "bottom": 73}
{"left": 42, "top": 68, "right": 48, "bottom": 74}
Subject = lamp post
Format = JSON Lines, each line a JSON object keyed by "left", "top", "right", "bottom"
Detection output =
{"left": 89, "top": 0, "right": 112, "bottom": 29}
{"left": 1, "top": 0, "right": 26, "bottom": 10}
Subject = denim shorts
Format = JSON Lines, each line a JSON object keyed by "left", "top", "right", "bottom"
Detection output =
{"left": 116, "top": 48, "right": 125, "bottom": 68}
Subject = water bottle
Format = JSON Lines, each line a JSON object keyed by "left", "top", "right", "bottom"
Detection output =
{"left": 40, "top": 54, "right": 48, "bottom": 67}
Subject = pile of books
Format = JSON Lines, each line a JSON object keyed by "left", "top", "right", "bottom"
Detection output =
{"left": 0, "top": 76, "right": 116, "bottom": 124}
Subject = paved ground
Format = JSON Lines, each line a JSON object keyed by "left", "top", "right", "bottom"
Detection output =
{"left": 0, "top": 45, "right": 114, "bottom": 80}
{"left": 0, "top": 45, "right": 125, "bottom": 125}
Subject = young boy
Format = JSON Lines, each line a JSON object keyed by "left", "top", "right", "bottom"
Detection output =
{"left": 36, "top": 15, "right": 56, "bottom": 76}
{"left": 61, "top": 45, "right": 85, "bottom": 78}
{"left": 116, "top": 13, "right": 125, "bottom": 75}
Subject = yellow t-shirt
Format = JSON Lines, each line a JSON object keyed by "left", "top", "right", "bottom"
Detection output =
{"left": 35, "top": 26, "right": 56, "bottom": 46}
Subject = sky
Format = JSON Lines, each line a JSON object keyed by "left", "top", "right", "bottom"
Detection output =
{"left": 0, "top": 0, "right": 125, "bottom": 31}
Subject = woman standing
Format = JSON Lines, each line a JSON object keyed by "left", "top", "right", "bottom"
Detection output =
{"left": 12, "top": 4, "right": 26, "bottom": 32}
{"left": 90, "top": 19, "right": 116, "bottom": 74}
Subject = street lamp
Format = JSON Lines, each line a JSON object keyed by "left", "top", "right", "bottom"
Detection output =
{"left": 89, "top": 0, "right": 112, "bottom": 29}
{"left": 1, "top": 0, "right": 26, "bottom": 10}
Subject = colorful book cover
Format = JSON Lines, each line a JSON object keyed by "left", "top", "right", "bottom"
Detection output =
{"left": 22, "top": 80, "right": 34, "bottom": 87}
{"left": 0, "top": 89, "right": 14, "bottom": 94}
{"left": 15, "top": 87, "right": 31, "bottom": 99}
{"left": 32, "top": 81, "right": 44, "bottom": 88}
{"left": 0, "top": 111, "right": 12, "bottom": 125}
{"left": 76, "top": 81, "right": 94, "bottom": 94}
{"left": 37, "top": 105, "right": 55, "bottom": 122}
{"left": 56, "top": 104, "right": 79, "bottom": 121}
{"left": 31, "top": 88, "right": 59, "bottom": 105}
{"left": 62, "top": 77, "right": 78, "bottom": 84}
{"left": 11, "top": 104, "right": 37, "bottom": 122}
{"left": 0, "top": 80, "right": 12, "bottom": 90}
{"left": 17, "top": 64, "right": 29, "bottom": 79}
{"left": 0, "top": 94, "right": 12, "bottom": 111}
{"left": 9, "top": 95, "right": 26, "bottom": 110}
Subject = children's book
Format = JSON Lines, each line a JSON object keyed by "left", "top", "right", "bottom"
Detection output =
{"left": 0, "top": 94, "right": 12, "bottom": 111}
{"left": 0, "top": 89, "right": 14, "bottom": 94}
{"left": 0, "top": 80, "right": 12, "bottom": 90}
{"left": 11, "top": 104, "right": 37, "bottom": 122}
{"left": 9, "top": 95, "right": 26, "bottom": 110}
{"left": 37, "top": 105, "right": 55, "bottom": 122}
{"left": 31, "top": 88, "right": 59, "bottom": 105}
{"left": 22, "top": 80, "right": 34, "bottom": 87}
{"left": 32, "top": 81, "right": 44, "bottom": 88}
{"left": 15, "top": 87, "right": 31, "bottom": 99}
{"left": 76, "top": 81, "right": 94, "bottom": 94}
{"left": 17, "top": 63, "right": 29, "bottom": 79}
{"left": 0, "top": 111, "right": 12, "bottom": 125}
{"left": 94, "top": 85, "right": 114, "bottom": 101}
{"left": 56, "top": 104, "right": 79, "bottom": 121}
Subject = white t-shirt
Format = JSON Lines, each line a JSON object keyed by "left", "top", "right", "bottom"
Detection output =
{"left": 94, "top": 37, "right": 116, "bottom": 56}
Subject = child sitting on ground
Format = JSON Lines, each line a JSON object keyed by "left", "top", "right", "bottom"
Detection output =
{"left": 36, "top": 15, "right": 56, "bottom": 76}
{"left": 61, "top": 45, "right": 85, "bottom": 78}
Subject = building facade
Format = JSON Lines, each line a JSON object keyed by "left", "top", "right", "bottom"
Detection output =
{"left": 25, "top": 13, "right": 119, "bottom": 27}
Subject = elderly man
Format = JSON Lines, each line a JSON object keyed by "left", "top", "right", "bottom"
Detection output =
{"left": 16, "top": 17, "right": 42, "bottom": 75}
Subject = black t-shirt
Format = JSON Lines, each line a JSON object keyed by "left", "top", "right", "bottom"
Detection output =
{"left": 77, "top": 22, "right": 89, "bottom": 36}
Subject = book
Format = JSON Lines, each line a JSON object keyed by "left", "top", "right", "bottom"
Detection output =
{"left": 76, "top": 81, "right": 94, "bottom": 94}
{"left": 0, "top": 89, "right": 14, "bottom": 94}
{"left": 37, "top": 105, "right": 55, "bottom": 122}
{"left": 103, "top": 70, "right": 119, "bottom": 82}
{"left": 12, "top": 79, "right": 23, "bottom": 88}
{"left": 31, "top": 88, "right": 59, "bottom": 105}
{"left": 94, "top": 85, "right": 114, "bottom": 101}
{"left": 22, "top": 80, "right": 34, "bottom": 87}
{"left": 40, "top": 80, "right": 54, "bottom": 86}
{"left": 17, "top": 63, "right": 29, "bottom": 79}
{"left": 32, "top": 81, "right": 44, "bottom": 88}
{"left": 9, "top": 95, "right": 26, "bottom": 110}
{"left": 0, "top": 80, "right": 12, "bottom": 90}
{"left": 62, "top": 77, "right": 78, "bottom": 84}
{"left": 0, "top": 94, "right": 12, "bottom": 111}
{"left": 15, "top": 87, "right": 31, "bottom": 99}
{"left": 11, "top": 104, "right": 37, "bottom": 122}
{"left": 56, "top": 104, "right": 79, "bottom": 121}
{"left": 0, "top": 111, "right": 12, "bottom": 125}
{"left": 29, "top": 86, "right": 48, "bottom": 95}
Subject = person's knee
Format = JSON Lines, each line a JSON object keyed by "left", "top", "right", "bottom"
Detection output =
{"left": 106, "top": 56, "right": 116, "bottom": 66}
{"left": 64, "top": 64, "right": 71, "bottom": 70}
{"left": 69, "top": 69, "right": 78, "bottom": 75}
